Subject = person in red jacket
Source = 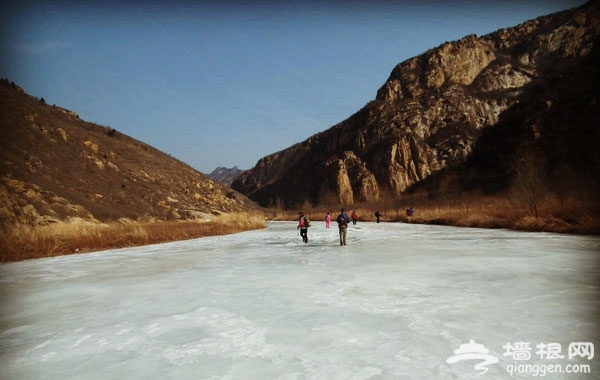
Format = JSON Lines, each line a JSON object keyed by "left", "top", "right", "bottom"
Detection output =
{"left": 351, "top": 211, "right": 358, "bottom": 225}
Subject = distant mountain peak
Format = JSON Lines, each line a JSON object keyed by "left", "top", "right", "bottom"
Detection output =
{"left": 208, "top": 166, "right": 245, "bottom": 186}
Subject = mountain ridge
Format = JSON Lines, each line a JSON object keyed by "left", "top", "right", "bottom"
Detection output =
{"left": 231, "top": 1, "right": 600, "bottom": 208}
{"left": 207, "top": 166, "right": 245, "bottom": 186}
{"left": 0, "top": 80, "right": 259, "bottom": 228}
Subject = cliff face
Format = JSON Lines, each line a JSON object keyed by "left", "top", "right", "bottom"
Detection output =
{"left": 232, "top": 2, "right": 600, "bottom": 208}
{"left": 0, "top": 81, "right": 259, "bottom": 228}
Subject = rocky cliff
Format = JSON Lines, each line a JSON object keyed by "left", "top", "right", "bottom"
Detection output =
{"left": 0, "top": 80, "right": 259, "bottom": 228}
{"left": 232, "top": 1, "right": 600, "bottom": 208}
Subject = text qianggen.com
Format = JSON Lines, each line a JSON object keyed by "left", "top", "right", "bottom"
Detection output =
{"left": 507, "top": 362, "right": 591, "bottom": 377}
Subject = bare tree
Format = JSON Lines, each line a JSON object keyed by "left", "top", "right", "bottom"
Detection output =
{"left": 511, "top": 146, "right": 547, "bottom": 218}
{"left": 438, "top": 171, "right": 461, "bottom": 212}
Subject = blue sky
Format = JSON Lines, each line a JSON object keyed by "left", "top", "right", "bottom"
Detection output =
{"left": 1, "top": 0, "right": 586, "bottom": 173}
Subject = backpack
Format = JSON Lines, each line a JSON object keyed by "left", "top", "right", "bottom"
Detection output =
{"left": 304, "top": 216, "right": 311, "bottom": 227}
{"left": 337, "top": 214, "right": 347, "bottom": 228}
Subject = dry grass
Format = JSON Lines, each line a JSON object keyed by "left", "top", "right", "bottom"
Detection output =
{"left": 263, "top": 195, "right": 600, "bottom": 235}
{"left": 0, "top": 212, "right": 267, "bottom": 262}
{"left": 395, "top": 196, "right": 600, "bottom": 234}
{"left": 3, "top": 195, "right": 598, "bottom": 263}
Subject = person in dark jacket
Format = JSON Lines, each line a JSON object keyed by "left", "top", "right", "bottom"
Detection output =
{"left": 375, "top": 210, "right": 381, "bottom": 223}
{"left": 297, "top": 211, "right": 309, "bottom": 243}
{"left": 336, "top": 208, "right": 350, "bottom": 246}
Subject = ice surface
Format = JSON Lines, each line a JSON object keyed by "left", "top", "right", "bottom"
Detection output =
{"left": 1, "top": 222, "right": 599, "bottom": 379}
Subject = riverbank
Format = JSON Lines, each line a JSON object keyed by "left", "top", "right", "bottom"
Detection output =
{"left": 3, "top": 196, "right": 598, "bottom": 263}
{"left": 0, "top": 212, "right": 267, "bottom": 262}
{"left": 265, "top": 196, "right": 600, "bottom": 235}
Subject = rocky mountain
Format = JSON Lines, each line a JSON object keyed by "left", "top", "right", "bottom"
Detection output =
{"left": 232, "top": 1, "right": 600, "bottom": 208}
{"left": 455, "top": 38, "right": 600, "bottom": 194}
{"left": 0, "top": 80, "right": 259, "bottom": 228}
{"left": 207, "top": 166, "right": 245, "bottom": 186}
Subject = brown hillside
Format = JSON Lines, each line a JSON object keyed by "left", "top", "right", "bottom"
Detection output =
{"left": 232, "top": 1, "right": 600, "bottom": 209}
{"left": 0, "top": 80, "right": 259, "bottom": 229}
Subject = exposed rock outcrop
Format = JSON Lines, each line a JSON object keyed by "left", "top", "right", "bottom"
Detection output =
{"left": 232, "top": 2, "right": 600, "bottom": 208}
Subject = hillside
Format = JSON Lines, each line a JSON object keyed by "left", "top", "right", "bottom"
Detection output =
{"left": 452, "top": 38, "right": 600, "bottom": 196}
{"left": 0, "top": 80, "right": 259, "bottom": 229}
{"left": 232, "top": 1, "right": 600, "bottom": 209}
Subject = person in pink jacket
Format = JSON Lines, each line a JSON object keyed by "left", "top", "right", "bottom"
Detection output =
{"left": 325, "top": 212, "right": 331, "bottom": 228}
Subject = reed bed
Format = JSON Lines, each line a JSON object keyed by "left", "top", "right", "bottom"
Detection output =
{"left": 3, "top": 195, "right": 598, "bottom": 263}
{"left": 1, "top": 212, "right": 267, "bottom": 262}
{"left": 264, "top": 195, "right": 600, "bottom": 235}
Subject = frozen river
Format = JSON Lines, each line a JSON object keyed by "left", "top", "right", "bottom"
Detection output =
{"left": 1, "top": 222, "right": 599, "bottom": 379}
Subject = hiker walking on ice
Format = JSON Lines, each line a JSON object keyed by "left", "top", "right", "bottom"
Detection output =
{"left": 375, "top": 210, "right": 381, "bottom": 223}
{"left": 297, "top": 212, "right": 309, "bottom": 243}
{"left": 336, "top": 208, "right": 350, "bottom": 246}
{"left": 325, "top": 212, "right": 331, "bottom": 229}
{"left": 351, "top": 211, "right": 358, "bottom": 225}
